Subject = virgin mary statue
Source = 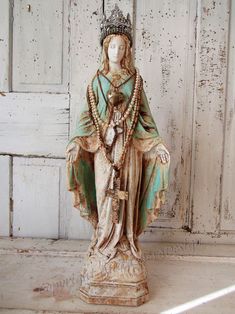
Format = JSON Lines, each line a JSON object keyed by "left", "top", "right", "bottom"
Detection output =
{"left": 66, "top": 4, "right": 170, "bottom": 306}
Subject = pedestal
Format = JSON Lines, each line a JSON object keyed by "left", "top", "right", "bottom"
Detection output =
{"left": 79, "top": 248, "right": 149, "bottom": 306}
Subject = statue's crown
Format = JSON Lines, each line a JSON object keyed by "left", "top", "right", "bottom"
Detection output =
{"left": 100, "top": 4, "right": 132, "bottom": 47}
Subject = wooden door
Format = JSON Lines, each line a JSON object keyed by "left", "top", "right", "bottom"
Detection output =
{"left": 0, "top": 0, "right": 72, "bottom": 238}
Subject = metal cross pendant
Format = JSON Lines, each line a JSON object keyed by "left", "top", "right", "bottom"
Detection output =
{"left": 106, "top": 169, "right": 128, "bottom": 224}
{"left": 106, "top": 187, "right": 129, "bottom": 224}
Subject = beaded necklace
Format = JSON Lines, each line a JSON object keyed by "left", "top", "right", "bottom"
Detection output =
{"left": 86, "top": 68, "right": 143, "bottom": 223}
{"left": 88, "top": 69, "right": 141, "bottom": 129}
{"left": 87, "top": 68, "right": 142, "bottom": 170}
{"left": 97, "top": 70, "right": 136, "bottom": 128}
{"left": 98, "top": 69, "right": 135, "bottom": 90}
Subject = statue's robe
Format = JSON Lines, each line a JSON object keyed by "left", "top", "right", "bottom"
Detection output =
{"left": 66, "top": 68, "right": 170, "bottom": 259}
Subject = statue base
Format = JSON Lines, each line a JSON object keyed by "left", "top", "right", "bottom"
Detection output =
{"left": 80, "top": 280, "right": 149, "bottom": 306}
{"left": 79, "top": 246, "right": 149, "bottom": 306}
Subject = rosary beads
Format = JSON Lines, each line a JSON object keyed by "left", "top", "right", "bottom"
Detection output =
{"left": 86, "top": 69, "right": 143, "bottom": 172}
{"left": 88, "top": 68, "right": 141, "bottom": 129}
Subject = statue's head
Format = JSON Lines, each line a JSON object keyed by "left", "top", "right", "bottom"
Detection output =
{"left": 99, "top": 5, "right": 134, "bottom": 74}
{"left": 101, "top": 34, "right": 134, "bottom": 74}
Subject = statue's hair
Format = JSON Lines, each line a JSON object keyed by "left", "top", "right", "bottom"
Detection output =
{"left": 100, "top": 34, "right": 135, "bottom": 75}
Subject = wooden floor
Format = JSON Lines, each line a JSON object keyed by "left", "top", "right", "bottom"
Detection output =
{"left": 0, "top": 237, "right": 235, "bottom": 314}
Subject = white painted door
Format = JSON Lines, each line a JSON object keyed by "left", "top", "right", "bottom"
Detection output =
{"left": 0, "top": 0, "right": 79, "bottom": 239}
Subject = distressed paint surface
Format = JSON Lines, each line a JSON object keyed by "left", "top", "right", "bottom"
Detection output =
{"left": 221, "top": 0, "right": 235, "bottom": 231}
{"left": 68, "top": 0, "right": 103, "bottom": 239}
{"left": 134, "top": 0, "right": 197, "bottom": 230}
{"left": 192, "top": 0, "right": 230, "bottom": 234}
{"left": 13, "top": 158, "right": 69, "bottom": 238}
{"left": 0, "top": 239, "right": 235, "bottom": 313}
{"left": 0, "top": 156, "right": 11, "bottom": 236}
{"left": 12, "top": 0, "right": 69, "bottom": 93}
{"left": 0, "top": 0, "right": 11, "bottom": 92}
{"left": 69, "top": 0, "right": 102, "bottom": 134}
{"left": 0, "top": 93, "right": 69, "bottom": 157}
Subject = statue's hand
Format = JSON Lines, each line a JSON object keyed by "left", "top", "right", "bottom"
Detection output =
{"left": 66, "top": 141, "right": 80, "bottom": 163}
{"left": 156, "top": 143, "right": 170, "bottom": 164}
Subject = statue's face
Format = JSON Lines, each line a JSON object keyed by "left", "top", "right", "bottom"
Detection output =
{"left": 107, "top": 36, "right": 126, "bottom": 64}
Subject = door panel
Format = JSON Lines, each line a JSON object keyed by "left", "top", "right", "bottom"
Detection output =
{"left": 0, "top": 93, "right": 69, "bottom": 157}
{"left": 221, "top": 0, "right": 235, "bottom": 232}
{"left": 0, "top": 156, "right": 11, "bottom": 236}
{"left": 0, "top": 0, "right": 11, "bottom": 92}
{"left": 13, "top": 158, "right": 65, "bottom": 238}
{"left": 134, "top": 0, "right": 197, "bottom": 229}
{"left": 12, "top": 0, "right": 69, "bottom": 93}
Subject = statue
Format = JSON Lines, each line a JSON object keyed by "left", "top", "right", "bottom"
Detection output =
{"left": 66, "top": 4, "right": 170, "bottom": 306}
